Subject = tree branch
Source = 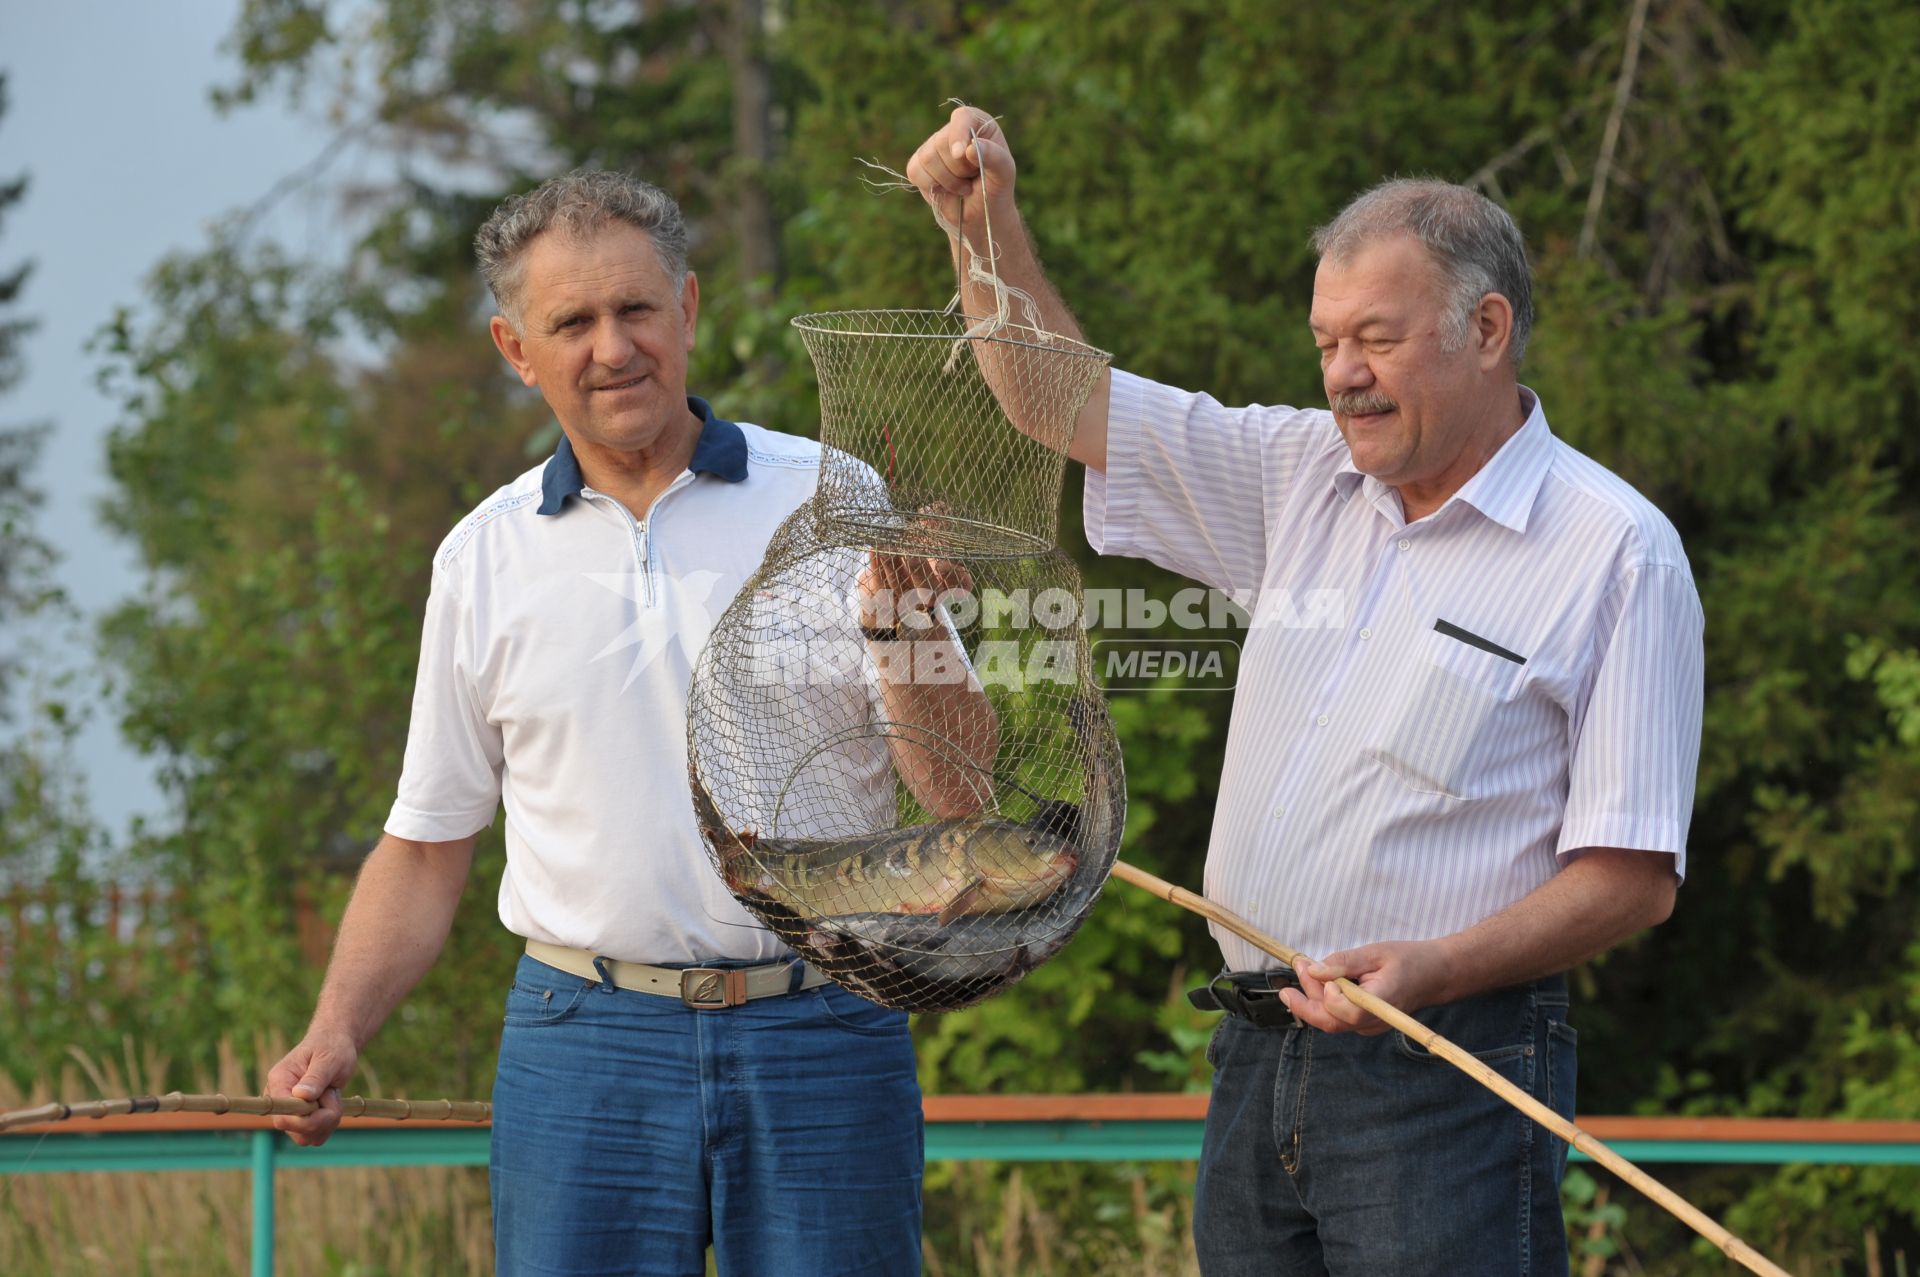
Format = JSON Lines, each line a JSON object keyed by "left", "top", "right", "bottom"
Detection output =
{"left": 1580, "top": 0, "right": 1655, "bottom": 258}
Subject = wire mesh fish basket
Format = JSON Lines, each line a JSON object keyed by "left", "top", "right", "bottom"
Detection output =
{"left": 687, "top": 296, "right": 1121, "bottom": 1013}
{"left": 794, "top": 309, "right": 1108, "bottom": 557}
{"left": 689, "top": 534, "right": 1123, "bottom": 1009}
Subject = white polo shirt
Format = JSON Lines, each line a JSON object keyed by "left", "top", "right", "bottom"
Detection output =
{"left": 1087, "top": 372, "right": 1704, "bottom": 967}
{"left": 385, "top": 397, "right": 879, "bottom": 963}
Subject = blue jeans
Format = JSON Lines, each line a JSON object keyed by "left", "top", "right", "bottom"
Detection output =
{"left": 490, "top": 954, "right": 924, "bottom": 1276}
{"left": 1193, "top": 975, "right": 1576, "bottom": 1276}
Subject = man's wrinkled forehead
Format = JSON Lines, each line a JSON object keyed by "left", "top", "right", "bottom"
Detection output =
{"left": 524, "top": 221, "right": 679, "bottom": 284}
{"left": 1309, "top": 236, "right": 1446, "bottom": 333}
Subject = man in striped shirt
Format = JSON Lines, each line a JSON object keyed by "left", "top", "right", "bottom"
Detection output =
{"left": 910, "top": 106, "right": 1703, "bottom": 1274}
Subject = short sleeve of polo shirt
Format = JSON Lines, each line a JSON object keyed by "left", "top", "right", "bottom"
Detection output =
{"left": 386, "top": 562, "right": 503, "bottom": 843}
{"left": 1084, "top": 370, "right": 1331, "bottom": 594}
{"left": 1557, "top": 561, "right": 1705, "bottom": 876}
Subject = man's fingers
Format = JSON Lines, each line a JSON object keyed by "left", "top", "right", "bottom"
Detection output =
{"left": 908, "top": 109, "right": 1016, "bottom": 219}
{"left": 865, "top": 552, "right": 966, "bottom": 631}
{"left": 292, "top": 1056, "right": 341, "bottom": 1101}
{"left": 1318, "top": 978, "right": 1387, "bottom": 1034}
{"left": 931, "top": 559, "right": 975, "bottom": 595}
{"left": 274, "top": 1086, "right": 344, "bottom": 1148}
{"left": 911, "top": 128, "right": 978, "bottom": 199}
{"left": 892, "top": 556, "right": 944, "bottom": 599}
{"left": 1308, "top": 974, "right": 1364, "bottom": 1028}
{"left": 948, "top": 102, "right": 998, "bottom": 142}
{"left": 962, "top": 135, "right": 1017, "bottom": 200}
{"left": 864, "top": 553, "right": 912, "bottom": 618}
{"left": 942, "top": 104, "right": 1002, "bottom": 178}
{"left": 1278, "top": 987, "right": 1344, "bottom": 1034}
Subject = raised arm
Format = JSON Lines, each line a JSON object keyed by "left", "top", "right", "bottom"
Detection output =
{"left": 266, "top": 832, "right": 475, "bottom": 1145}
{"left": 907, "top": 105, "right": 1111, "bottom": 472}
{"left": 858, "top": 549, "right": 1000, "bottom": 819}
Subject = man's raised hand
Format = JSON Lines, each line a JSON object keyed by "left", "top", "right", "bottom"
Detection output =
{"left": 906, "top": 104, "right": 1018, "bottom": 248}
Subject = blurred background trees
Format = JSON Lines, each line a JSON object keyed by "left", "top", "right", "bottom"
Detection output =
{"left": 2, "top": 1, "right": 1916, "bottom": 1270}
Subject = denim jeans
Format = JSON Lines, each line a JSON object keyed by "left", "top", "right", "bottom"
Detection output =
{"left": 490, "top": 953, "right": 924, "bottom": 1276}
{"left": 1193, "top": 975, "right": 1576, "bottom": 1276}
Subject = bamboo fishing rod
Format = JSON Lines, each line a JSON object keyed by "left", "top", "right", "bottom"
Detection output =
{"left": 1108, "top": 858, "right": 1792, "bottom": 1277}
{"left": 0, "top": 1092, "right": 491, "bottom": 1135}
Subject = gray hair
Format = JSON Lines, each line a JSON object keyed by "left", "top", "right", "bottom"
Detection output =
{"left": 1312, "top": 179, "right": 1535, "bottom": 367}
{"left": 474, "top": 169, "right": 690, "bottom": 329}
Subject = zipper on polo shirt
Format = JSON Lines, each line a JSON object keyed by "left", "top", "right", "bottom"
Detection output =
{"left": 581, "top": 473, "right": 697, "bottom": 608}
{"left": 579, "top": 487, "right": 655, "bottom": 606}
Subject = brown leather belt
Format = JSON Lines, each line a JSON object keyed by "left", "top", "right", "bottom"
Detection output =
{"left": 524, "top": 939, "right": 831, "bottom": 1009}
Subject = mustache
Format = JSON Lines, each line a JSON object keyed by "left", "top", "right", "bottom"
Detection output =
{"left": 1331, "top": 389, "right": 1397, "bottom": 416}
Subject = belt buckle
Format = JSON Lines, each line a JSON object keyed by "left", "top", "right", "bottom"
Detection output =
{"left": 1207, "top": 974, "right": 1249, "bottom": 1018}
{"left": 680, "top": 968, "right": 747, "bottom": 1009}
{"left": 1219, "top": 971, "right": 1300, "bottom": 1027}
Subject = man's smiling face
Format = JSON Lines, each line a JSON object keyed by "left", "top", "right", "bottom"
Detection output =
{"left": 493, "top": 220, "right": 700, "bottom": 456}
{"left": 1310, "top": 234, "right": 1486, "bottom": 496}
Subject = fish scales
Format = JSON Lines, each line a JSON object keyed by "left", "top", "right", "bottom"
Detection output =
{"left": 741, "top": 817, "right": 1076, "bottom": 921}
{"left": 692, "top": 772, "right": 1079, "bottom": 923}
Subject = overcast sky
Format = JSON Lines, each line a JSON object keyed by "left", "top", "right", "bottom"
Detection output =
{"left": 5, "top": 2, "right": 379, "bottom": 835}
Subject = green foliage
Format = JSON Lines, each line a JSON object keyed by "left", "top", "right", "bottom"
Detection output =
{"left": 1561, "top": 1168, "right": 1628, "bottom": 1264}
{"left": 24, "top": 0, "right": 1919, "bottom": 1266}
{"left": 0, "top": 70, "right": 50, "bottom": 708}
{"left": 87, "top": 235, "right": 536, "bottom": 1089}
{"left": 913, "top": 696, "right": 1211, "bottom": 1096}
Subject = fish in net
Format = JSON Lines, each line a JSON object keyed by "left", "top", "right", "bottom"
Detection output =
{"left": 686, "top": 301, "right": 1122, "bottom": 1013}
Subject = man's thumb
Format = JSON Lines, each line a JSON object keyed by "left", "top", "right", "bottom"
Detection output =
{"left": 291, "top": 1056, "right": 340, "bottom": 1101}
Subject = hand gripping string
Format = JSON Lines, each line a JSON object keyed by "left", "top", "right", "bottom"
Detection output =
{"left": 857, "top": 106, "right": 1043, "bottom": 361}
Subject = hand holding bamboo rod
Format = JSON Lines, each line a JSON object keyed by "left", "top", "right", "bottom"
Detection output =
{"left": 0, "top": 1091, "right": 493, "bottom": 1135}
{"left": 1108, "top": 858, "right": 1791, "bottom": 1277}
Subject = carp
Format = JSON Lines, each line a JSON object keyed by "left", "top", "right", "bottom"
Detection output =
{"left": 693, "top": 776, "right": 1081, "bottom": 926}
{"left": 813, "top": 897, "right": 1087, "bottom": 988}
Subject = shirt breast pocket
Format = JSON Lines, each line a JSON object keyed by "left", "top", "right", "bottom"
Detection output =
{"left": 1367, "top": 627, "right": 1527, "bottom": 800}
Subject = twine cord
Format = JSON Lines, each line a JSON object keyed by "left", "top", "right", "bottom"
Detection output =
{"left": 857, "top": 103, "right": 1044, "bottom": 357}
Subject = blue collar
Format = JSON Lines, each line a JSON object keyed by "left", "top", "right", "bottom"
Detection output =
{"left": 537, "top": 397, "right": 749, "bottom": 515}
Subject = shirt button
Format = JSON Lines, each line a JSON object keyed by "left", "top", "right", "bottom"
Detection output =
{"left": 1271, "top": 805, "right": 1285, "bottom": 820}
{"left": 1359, "top": 627, "right": 1372, "bottom": 640}
{"left": 1316, "top": 714, "right": 1329, "bottom": 727}
{"left": 1398, "top": 538, "right": 1412, "bottom": 551}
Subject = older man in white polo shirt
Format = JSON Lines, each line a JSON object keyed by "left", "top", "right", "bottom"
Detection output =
{"left": 266, "top": 170, "right": 995, "bottom": 1276}
{"left": 908, "top": 107, "right": 1703, "bottom": 1273}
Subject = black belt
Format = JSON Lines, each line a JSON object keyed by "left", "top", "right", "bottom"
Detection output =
{"left": 1187, "top": 969, "right": 1304, "bottom": 1028}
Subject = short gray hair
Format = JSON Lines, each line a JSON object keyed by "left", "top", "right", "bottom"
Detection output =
{"left": 1312, "top": 179, "right": 1535, "bottom": 367}
{"left": 474, "top": 169, "right": 690, "bottom": 328}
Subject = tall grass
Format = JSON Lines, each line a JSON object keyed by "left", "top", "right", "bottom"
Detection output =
{"left": 0, "top": 1039, "right": 492, "bottom": 1276}
{"left": 4, "top": 1039, "right": 1207, "bottom": 1275}
{"left": 923, "top": 1161, "right": 1200, "bottom": 1277}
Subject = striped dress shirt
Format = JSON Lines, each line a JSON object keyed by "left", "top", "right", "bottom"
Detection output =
{"left": 1086, "top": 372, "right": 1704, "bottom": 968}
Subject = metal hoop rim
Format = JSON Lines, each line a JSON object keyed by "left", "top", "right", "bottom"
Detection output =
{"left": 790, "top": 309, "right": 1112, "bottom": 363}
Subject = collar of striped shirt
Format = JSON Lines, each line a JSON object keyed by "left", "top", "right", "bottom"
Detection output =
{"left": 1331, "top": 386, "right": 1553, "bottom": 532}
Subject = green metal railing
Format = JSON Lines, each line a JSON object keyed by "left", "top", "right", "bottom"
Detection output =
{"left": 5, "top": 1107, "right": 1917, "bottom": 1276}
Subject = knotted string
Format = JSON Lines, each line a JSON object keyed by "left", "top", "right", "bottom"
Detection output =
{"left": 858, "top": 104, "right": 1043, "bottom": 364}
